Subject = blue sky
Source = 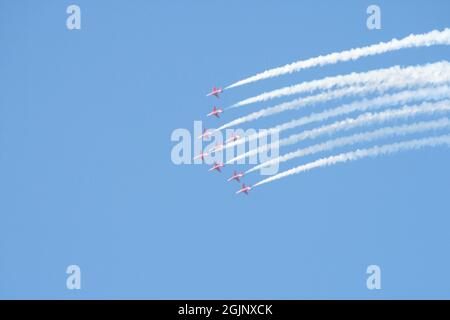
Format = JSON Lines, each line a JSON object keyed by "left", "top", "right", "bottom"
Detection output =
{"left": 1, "top": 0, "right": 450, "bottom": 299}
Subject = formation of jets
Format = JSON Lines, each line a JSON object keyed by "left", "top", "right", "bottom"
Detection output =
{"left": 195, "top": 85, "right": 252, "bottom": 195}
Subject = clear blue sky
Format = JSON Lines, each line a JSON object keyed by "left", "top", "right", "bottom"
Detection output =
{"left": 1, "top": 0, "right": 450, "bottom": 299}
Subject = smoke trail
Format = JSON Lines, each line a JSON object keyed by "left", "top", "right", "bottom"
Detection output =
{"left": 226, "top": 85, "right": 450, "bottom": 152}
{"left": 226, "top": 100, "right": 450, "bottom": 163}
{"left": 226, "top": 29, "right": 450, "bottom": 90}
{"left": 253, "top": 134, "right": 450, "bottom": 187}
{"left": 247, "top": 118, "right": 450, "bottom": 173}
{"left": 217, "top": 63, "right": 450, "bottom": 132}
{"left": 230, "top": 61, "right": 450, "bottom": 108}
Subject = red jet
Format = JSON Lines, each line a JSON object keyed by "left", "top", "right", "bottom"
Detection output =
{"left": 207, "top": 106, "right": 224, "bottom": 118}
{"left": 226, "top": 133, "right": 241, "bottom": 144}
{"left": 193, "top": 151, "right": 209, "bottom": 161}
{"left": 206, "top": 86, "right": 223, "bottom": 98}
{"left": 236, "top": 184, "right": 251, "bottom": 195}
{"left": 197, "top": 128, "right": 212, "bottom": 140}
{"left": 209, "top": 162, "right": 224, "bottom": 173}
{"left": 209, "top": 142, "right": 224, "bottom": 154}
{"left": 227, "top": 171, "right": 245, "bottom": 183}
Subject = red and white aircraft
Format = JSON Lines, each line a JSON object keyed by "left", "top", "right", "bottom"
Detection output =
{"left": 226, "top": 133, "right": 241, "bottom": 144}
{"left": 207, "top": 106, "right": 224, "bottom": 118}
{"left": 197, "top": 128, "right": 212, "bottom": 140}
{"left": 209, "top": 142, "right": 224, "bottom": 153}
{"left": 209, "top": 162, "right": 224, "bottom": 173}
{"left": 206, "top": 86, "right": 223, "bottom": 98}
{"left": 236, "top": 184, "right": 251, "bottom": 195}
{"left": 193, "top": 151, "right": 209, "bottom": 161}
{"left": 227, "top": 171, "right": 245, "bottom": 183}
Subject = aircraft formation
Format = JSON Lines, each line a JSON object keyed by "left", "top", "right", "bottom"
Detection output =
{"left": 193, "top": 30, "right": 450, "bottom": 195}
{"left": 196, "top": 87, "right": 251, "bottom": 196}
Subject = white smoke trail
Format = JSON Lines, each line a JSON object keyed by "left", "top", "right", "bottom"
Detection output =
{"left": 247, "top": 118, "right": 450, "bottom": 173}
{"left": 217, "top": 62, "right": 450, "bottom": 132}
{"left": 226, "top": 28, "right": 450, "bottom": 90}
{"left": 253, "top": 134, "right": 450, "bottom": 187}
{"left": 227, "top": 85, "right": 450, "bottom": 152}
{"left": 226, "top": 100, "right": 450, "bottom": 163}
{"left": 230, "top": 61, "right": 450, "bottom": 108}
